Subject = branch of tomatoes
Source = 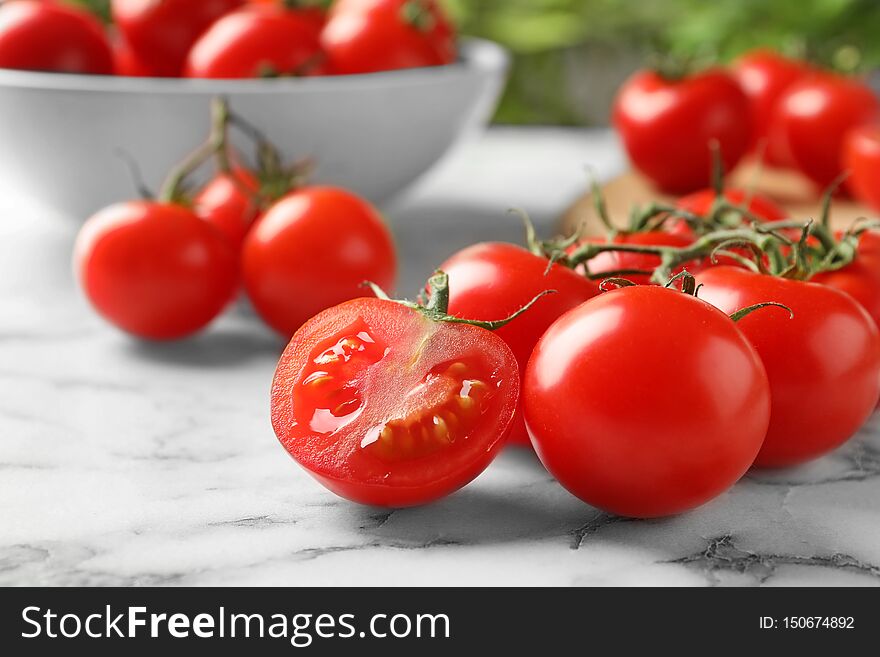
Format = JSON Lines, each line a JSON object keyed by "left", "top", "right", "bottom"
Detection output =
{"left": 153, "top": 97, "right": 311, "bottom": 212}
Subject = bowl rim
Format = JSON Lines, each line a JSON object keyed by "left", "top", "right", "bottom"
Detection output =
{"left": 0, "top": 37, "right": 508, "bottom": 94}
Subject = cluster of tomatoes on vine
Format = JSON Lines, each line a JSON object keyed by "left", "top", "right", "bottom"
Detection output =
{"left": 267, "top": 163, "right": 880, "bottom": 517}
{"left": 613, "top": 47, "right": 880, "bottom": 212}
{"left": 0, "top": 0, "right": 454, "bottom": 78}
{"left": 74, "top": 98, "right": 397, "bottom": 340}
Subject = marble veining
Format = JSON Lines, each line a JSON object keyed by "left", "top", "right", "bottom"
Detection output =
{"left": 1, "top": 128, "right": 879, "bottom": 587}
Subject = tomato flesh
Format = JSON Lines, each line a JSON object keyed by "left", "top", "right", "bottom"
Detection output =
{"left": 441, "top": 243, "right": 598, "bottom": 447}
{"left": 271, "top": 298, "right": 519, "bottom": 507}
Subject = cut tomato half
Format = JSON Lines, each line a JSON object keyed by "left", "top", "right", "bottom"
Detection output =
{"left": 271, "top": 297, "right": 519, "bottom": 507}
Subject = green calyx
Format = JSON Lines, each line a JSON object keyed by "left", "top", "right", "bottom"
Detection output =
{"left": 365, "top": 271, "right": 556, "bottom": 331}
{"left": 401, "top": 0, "right": 437, "bottom": 32}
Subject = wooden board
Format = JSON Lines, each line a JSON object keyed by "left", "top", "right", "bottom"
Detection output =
{"left": 560, "top": 160, "right": 872, "bottom": 237}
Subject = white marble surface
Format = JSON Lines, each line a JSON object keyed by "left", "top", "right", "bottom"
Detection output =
{"left": 2, "top": 127, "right": 880, "bottom": 587}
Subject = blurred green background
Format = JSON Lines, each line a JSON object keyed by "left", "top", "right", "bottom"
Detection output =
{"left": 446, "top": 0, "right": 880, "bottom": 125}
{"left": 71, "top": 0, "right": 880, "bottom": 125}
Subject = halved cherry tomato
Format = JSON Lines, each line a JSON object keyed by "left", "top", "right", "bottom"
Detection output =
{"left": 0, "top": 1, "right": 113, "bottom": 74}
{"left": 775, "top": 72, "right": 879, "bottom": 190}
{"left": 112, "top": 0, "right": 244, "bottom": 77}
{"left": 242, "top": 186, "right": 397, "bottom": 337}
{"left": 74, "top": 201, "right": 238, "bottom": 340}
{"left": 843, "top": 123, "right": 880, "bottom": 210}
{"left": 613, "top": 68, "right": 752, "bottom": 194}
{"left": 575, "top": 231, "right": 698, "bottom": 286}
{"left": 271, "top": 295, "right": 519, "bottom": 506}
{"left": 523, "top": 285, "right": 770, "bottom": 518}
{"left": 195, "top": 168, "right": 261, "bottom": 251}
{"left": 696, "top": 266, "right": 880, "bottom": 468}
{"left": 322, "top": 0, "right": 455, "bottom": 75}
{"left": 440, "top": 242, "right": 598, "bottom": 447}
{"left": 184, "top": 4, "right": 324, "bottom": 78}
{"left": 732, "top": 49, "right": 812, "bottom": 167}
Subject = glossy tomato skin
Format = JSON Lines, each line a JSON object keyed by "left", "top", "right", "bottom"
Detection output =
{"left": 185, "top": 4, "right": 324, "bottom": 78}
{"left": 732, "top": 49, "right": 811, "bottom": 166}
{"left": 242, "top": 186, "right": 396, "bottom": 337}
{"left": 844, "top": 124, "right": 880, "bottom": 210}
{"left": 0, "top": 1, "right": 113, "bottom": 74}
{"left": 440, "top": 243, "right": 598, "bottom": 447}
{"left": 194, "top": 168, "right": 261, "bottom": 250}
{"left": 676, "top": 188, "right": 788, "bottom": 224}
{"left": 112, "top": 0, "right": 244, "bottom": 77}
{"left": 74, "top": 201, "right": 238, "bottom": 340}
{"left": 776, "top": 73, "right": 879, "bottom": 190}
{"left": 613, "top": 69, "right": 752, "bottom": 194}
{"left": 271, "top": 297, "right": 519, "bottom": 506}
{"left": 812, "top": 231, "right": 880, "bottom": 331}
{"left": 578, "top": 231, "right": 698, "bottom": 285}
{"left": 696, "top": 267, "right": 880, "bottom": 468}
{"left": 523, "top": 286, "right": 770, "bottom": 518}
{"left": 322, "top": 0, "right": 455, "bottom": 75}
{"left": 113, "top": 39, "right": 156, "bottom": 77}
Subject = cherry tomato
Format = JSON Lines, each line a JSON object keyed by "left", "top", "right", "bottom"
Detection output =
{"left": 523, "top": 285, "right": 770, "bottom": 518}
{"left": 696, "top": 266, "right": 880, "bottom": 468}
{"left": 242, "top": 186, "right": 397, "bottom": 337}
{"left": 843, "top": 123, "right": 880, "bottom": 210}
{"left": 812, "top": 231, "right": 880, "bottom": 331}
{"left": 113, "top": 39, "right": 157, "bottom": 77}
{"left": 0, "top": 1, "right": 113, "bottom": 74}
{"left": 613, "top": 69, "right": 752, "bottom": 194}
{"left": 270, "top": 295, "right": 519, "bottom": 506}
{"left": 732, "top": 49, "right": 812, "bottom": 167}
{"left": 74, "top": 201, "right": 238, "bottom": 340}
{"left": 194, "top": 168, "right": 261, "bottom": 250}
{"left": 112, "top": 0, "right": 244, "bottom": 77}
{"left": 184, "top": 4, "right": 324, "bottom": 78}
{"left": 247, "top": 0, "right": 328, "bottom": 30}
{"left": 576, "top": 231, "right": 698, "bottom": 286}
{"left": 440, "top": 243, "right": 597, "bottom": 447}
{"left": 676, "top": 188, "right": 788, "bottom": 225}
{"left": 322, "top": 0, "right": 455, "bottom": 75}
{"left": 775, "top": 73, "right": 879, "bottom": 190}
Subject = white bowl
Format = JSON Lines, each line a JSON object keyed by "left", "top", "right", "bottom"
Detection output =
{"left": 0, "top": 38, "right": 508, "bottom": 219}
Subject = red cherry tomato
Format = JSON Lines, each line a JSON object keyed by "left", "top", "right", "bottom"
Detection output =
{"left": 440, "top": 243, "right": 598, "bottom": 447}
{"left": 812, "top": 231, "right": 880, "bottom": 331}
{"left": 270, "top": 296, "right": 518, "bottom": 506}
{"left": 523, "top": 285, "right": 770, "bottom": 518}
{"left": 0, "top": 1, "right": 113, "bottom": 74}
{"left": 185, "top": 4, "right": 324, "bottom": 78}
{"left": 322, "top": 0, "right": 455, "bottom": 75}
{"left": 74, "top": 201, "right": 238, "bottom": 340}
{"left": 242, "top": 186, "right": 397, "bottom": 337}
{"left": 676, "top": 188, "right": 788, "bottom": 225}
{"left": 732, "top": 49, "right": 812, "bottom": 167}
{"left": 696, "top": 266, "right": 880, "bottom": 468}
{"left": 843, "top": 123, "right": 880, "bottom": 210}
{"left": 575, "top": 231, "right": 698, "bottom": 286}
{"left": 194, "top": 168, "right": 261, "bottom": 250}
{"left": 613, "top": 69, "right": 752, "bottom": 194}
{"left": 775, "top": 73, "right": 879, "bottom": 190}
{"left": 247, "top": 0, "right": 328, "bottom": 30}
{"left": 112, "top": 0, "right": 244, "bottom": 77}
{"left": 113, "top": 39, "right": 156, "bottom": 77}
